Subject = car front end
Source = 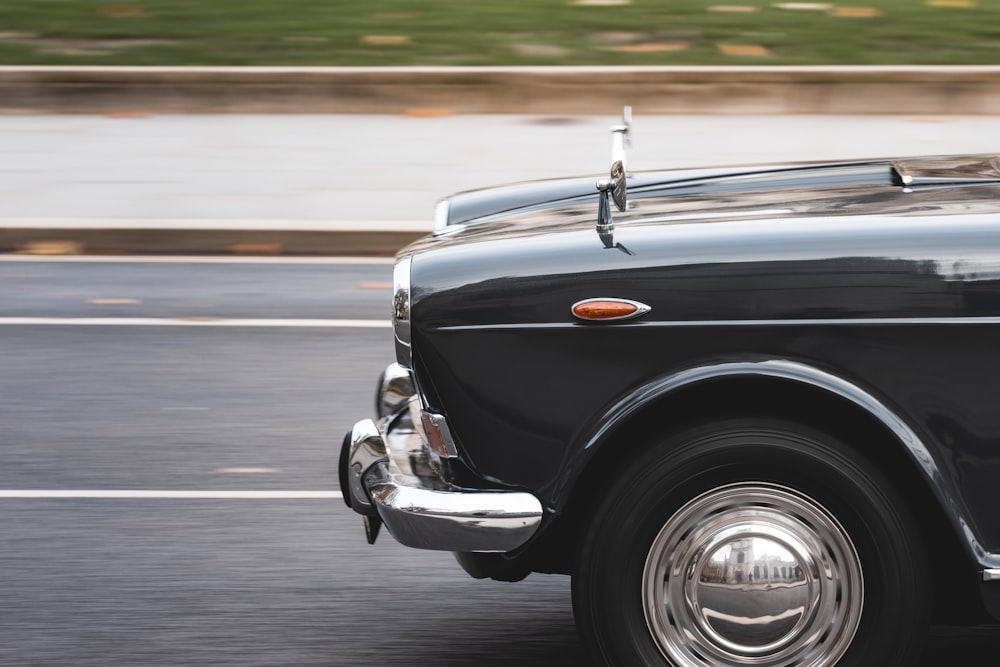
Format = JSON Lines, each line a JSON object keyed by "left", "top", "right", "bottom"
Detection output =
{"left": 339, "top": 256, "right": 544, "bottom": 555}
{"left": 336, "top": 109, "right": 1000, "bottom": 665}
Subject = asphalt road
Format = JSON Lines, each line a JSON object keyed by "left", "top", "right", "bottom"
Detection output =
{"left": 1, "top": 255, "right": 997, "bottom": 666}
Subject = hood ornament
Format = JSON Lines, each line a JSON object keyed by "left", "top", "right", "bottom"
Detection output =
{"left": 596, "top": 106, "right": 634, "bottom": 254}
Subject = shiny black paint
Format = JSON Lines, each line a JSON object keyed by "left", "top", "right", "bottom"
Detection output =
{"left": 441, "top": 161, "right": 893, "bottom": 227}
{"left": 405, "top": 160, "right": 1000, "bottom": 576}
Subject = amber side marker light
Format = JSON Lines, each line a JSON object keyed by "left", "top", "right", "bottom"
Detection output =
{"left": 572, "top": 298, "right": 651, "bottom": 322}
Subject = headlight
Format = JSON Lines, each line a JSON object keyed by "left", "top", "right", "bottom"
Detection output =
{"left": 392, "top": 256, "right": 412, "bottom": 369}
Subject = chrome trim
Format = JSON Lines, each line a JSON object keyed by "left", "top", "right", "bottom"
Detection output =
{"left": 634, "top": 208, "right": 792, "bottom": 225}
{"left": 893, "top": 156, "right": 1000, "bottom": 186}
{"left": 434, "top": 223, "right": 467, "bottom": 237}
{"left": 985, "top": 569, "right": 1000, "bottom": 582}
{"left": 571, "top": 297, "right": 652, "bottom": 322}
{"left": 374, "top": 362, "right": 457, "bottom": 459}
{"left": 610, "top": 105, "right": 631, "bottom": 175}
{"left": 433, "top": 199, "right": 451, "bottom": 232}
{"left": 367, "top": 461, "right": 543, "bottom": 552}
{"left": 347, "top": 419, "right": 389, "bottom": 515}
{"left": 643, "top": 483, "right": 863, "bottom": 667}
{"left": 344, "top": 404, "right": 542, "bottom": 552}
{"left": 593, "top": 106, "right": 632, "bottom": 248}
{"left": 443, "top": 315, "right": 1000, "bottom": 332}
{"left": 392, "top": 256, "right": 412, "bottom": 369}
{"left": 376, "top": 362, "right": 415, "bottom": 422}
{"left": 420, "top": 410, "right": 459, "bottom": 458}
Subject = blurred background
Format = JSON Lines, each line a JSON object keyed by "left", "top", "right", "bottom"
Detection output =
{"left": 0, "top": 0, "right": 998, "bottom": 65}
{"left": 2, "top": 2, "right": 1000, "bottom": 667}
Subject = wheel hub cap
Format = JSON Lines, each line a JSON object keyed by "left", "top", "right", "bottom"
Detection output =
{"left": 642, "top": 483, "right": 863, "bottom": 667}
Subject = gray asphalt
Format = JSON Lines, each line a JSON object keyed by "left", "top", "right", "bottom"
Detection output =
{"left": 5, "top": 114, "right": 1000, "bottom": 228}
{"left": 0, "top": 257, "right": 997, "bottom": 666}
{"left": 0, "top": 258, "right": 393, "bottom": 319}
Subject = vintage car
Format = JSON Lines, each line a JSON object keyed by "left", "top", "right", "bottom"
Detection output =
{"left": 340, "top": 111, "right": 1000, "bottom": 667}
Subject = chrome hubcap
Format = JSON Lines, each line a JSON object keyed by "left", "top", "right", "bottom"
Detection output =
{"left": 642, "top": 483, "right": 863, "bottom": 667}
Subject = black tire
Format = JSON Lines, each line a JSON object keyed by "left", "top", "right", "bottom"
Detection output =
{"left": 572, "top": 417, "right": 929, "bottom": 667}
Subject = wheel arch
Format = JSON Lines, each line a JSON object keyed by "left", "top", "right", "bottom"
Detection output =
{"left": 539, "top": 360, "right": 988, "bottom": 620}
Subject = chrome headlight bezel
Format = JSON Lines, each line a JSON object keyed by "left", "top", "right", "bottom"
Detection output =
{"left": 392, "top": 256, "right": 412, "bottom": 369}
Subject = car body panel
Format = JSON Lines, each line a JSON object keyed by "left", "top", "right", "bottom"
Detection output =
{"left": 341, "top": 150, "right": 1000, "bottom": 645}
{"left": 401, "top": 162, "right": 1000, "bottom": 571}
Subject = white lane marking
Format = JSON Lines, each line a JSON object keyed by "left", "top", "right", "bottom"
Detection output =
{"left": 0, "top": 317, "right": 391, "bottom": 328}
{"left": 3, "top": 218, "right": 429, "bottom": 232}
{"left": 0, "top": 490, "right": 343, "bottom": 499}
{"left": 0, "top": 254, "right": 395, "bottom": 265}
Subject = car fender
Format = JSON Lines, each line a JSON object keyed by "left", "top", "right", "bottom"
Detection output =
{"left": 555, "top": 358, "right": 1000, "bottom": 572}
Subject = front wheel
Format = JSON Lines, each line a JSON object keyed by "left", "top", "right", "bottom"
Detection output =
{"left": 572, "top": 418, "right": 928, "bottom": 667}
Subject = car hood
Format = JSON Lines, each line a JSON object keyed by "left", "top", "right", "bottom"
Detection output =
{"left": 404, "top": 156, "right": 1000, "bottom": 257}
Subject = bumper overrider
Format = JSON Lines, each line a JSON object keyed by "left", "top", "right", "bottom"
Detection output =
{"left": 339, "top": 363, "right": 543, "bottom": 553}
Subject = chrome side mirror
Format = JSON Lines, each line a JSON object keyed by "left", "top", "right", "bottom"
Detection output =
{"left": 609, "top": 105, "right": 631, "bottom": 212}
{"left": 596, "top": 106, "right": 632, "bottom": 250}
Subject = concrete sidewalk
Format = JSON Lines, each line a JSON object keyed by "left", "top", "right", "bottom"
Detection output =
{"left": 4, "top": 113, "right": 1000, "bottom": 255}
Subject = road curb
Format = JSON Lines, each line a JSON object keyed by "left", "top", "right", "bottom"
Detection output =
{"left": 3, "top": 65, "right": 1000, "bottom": 115}
{"left": 0, "top": 227, "right": 425, "bottom": 257}
{"left": 0, "top": 219, "right": 430, "bottom": 256}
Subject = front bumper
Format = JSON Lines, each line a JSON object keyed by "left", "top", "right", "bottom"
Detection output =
{"left": 340, "top": 365, "right": 543, "bottom": 554}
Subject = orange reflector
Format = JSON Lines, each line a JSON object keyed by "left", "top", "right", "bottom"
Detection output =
{"left": 572, "top": 298, "right": 649, "bottom": 321}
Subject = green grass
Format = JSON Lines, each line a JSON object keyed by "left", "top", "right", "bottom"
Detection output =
{"left": 0, "top": 0, "right": 998, "bottom": 66}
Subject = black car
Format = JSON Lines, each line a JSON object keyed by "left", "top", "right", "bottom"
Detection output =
{"left": 340, "top": 111, "right": 1000, "bottom": 667}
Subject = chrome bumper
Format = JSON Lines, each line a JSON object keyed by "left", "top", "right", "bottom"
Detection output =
{"left": 340, "top": 365, "right": 543, "bottom": 554}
